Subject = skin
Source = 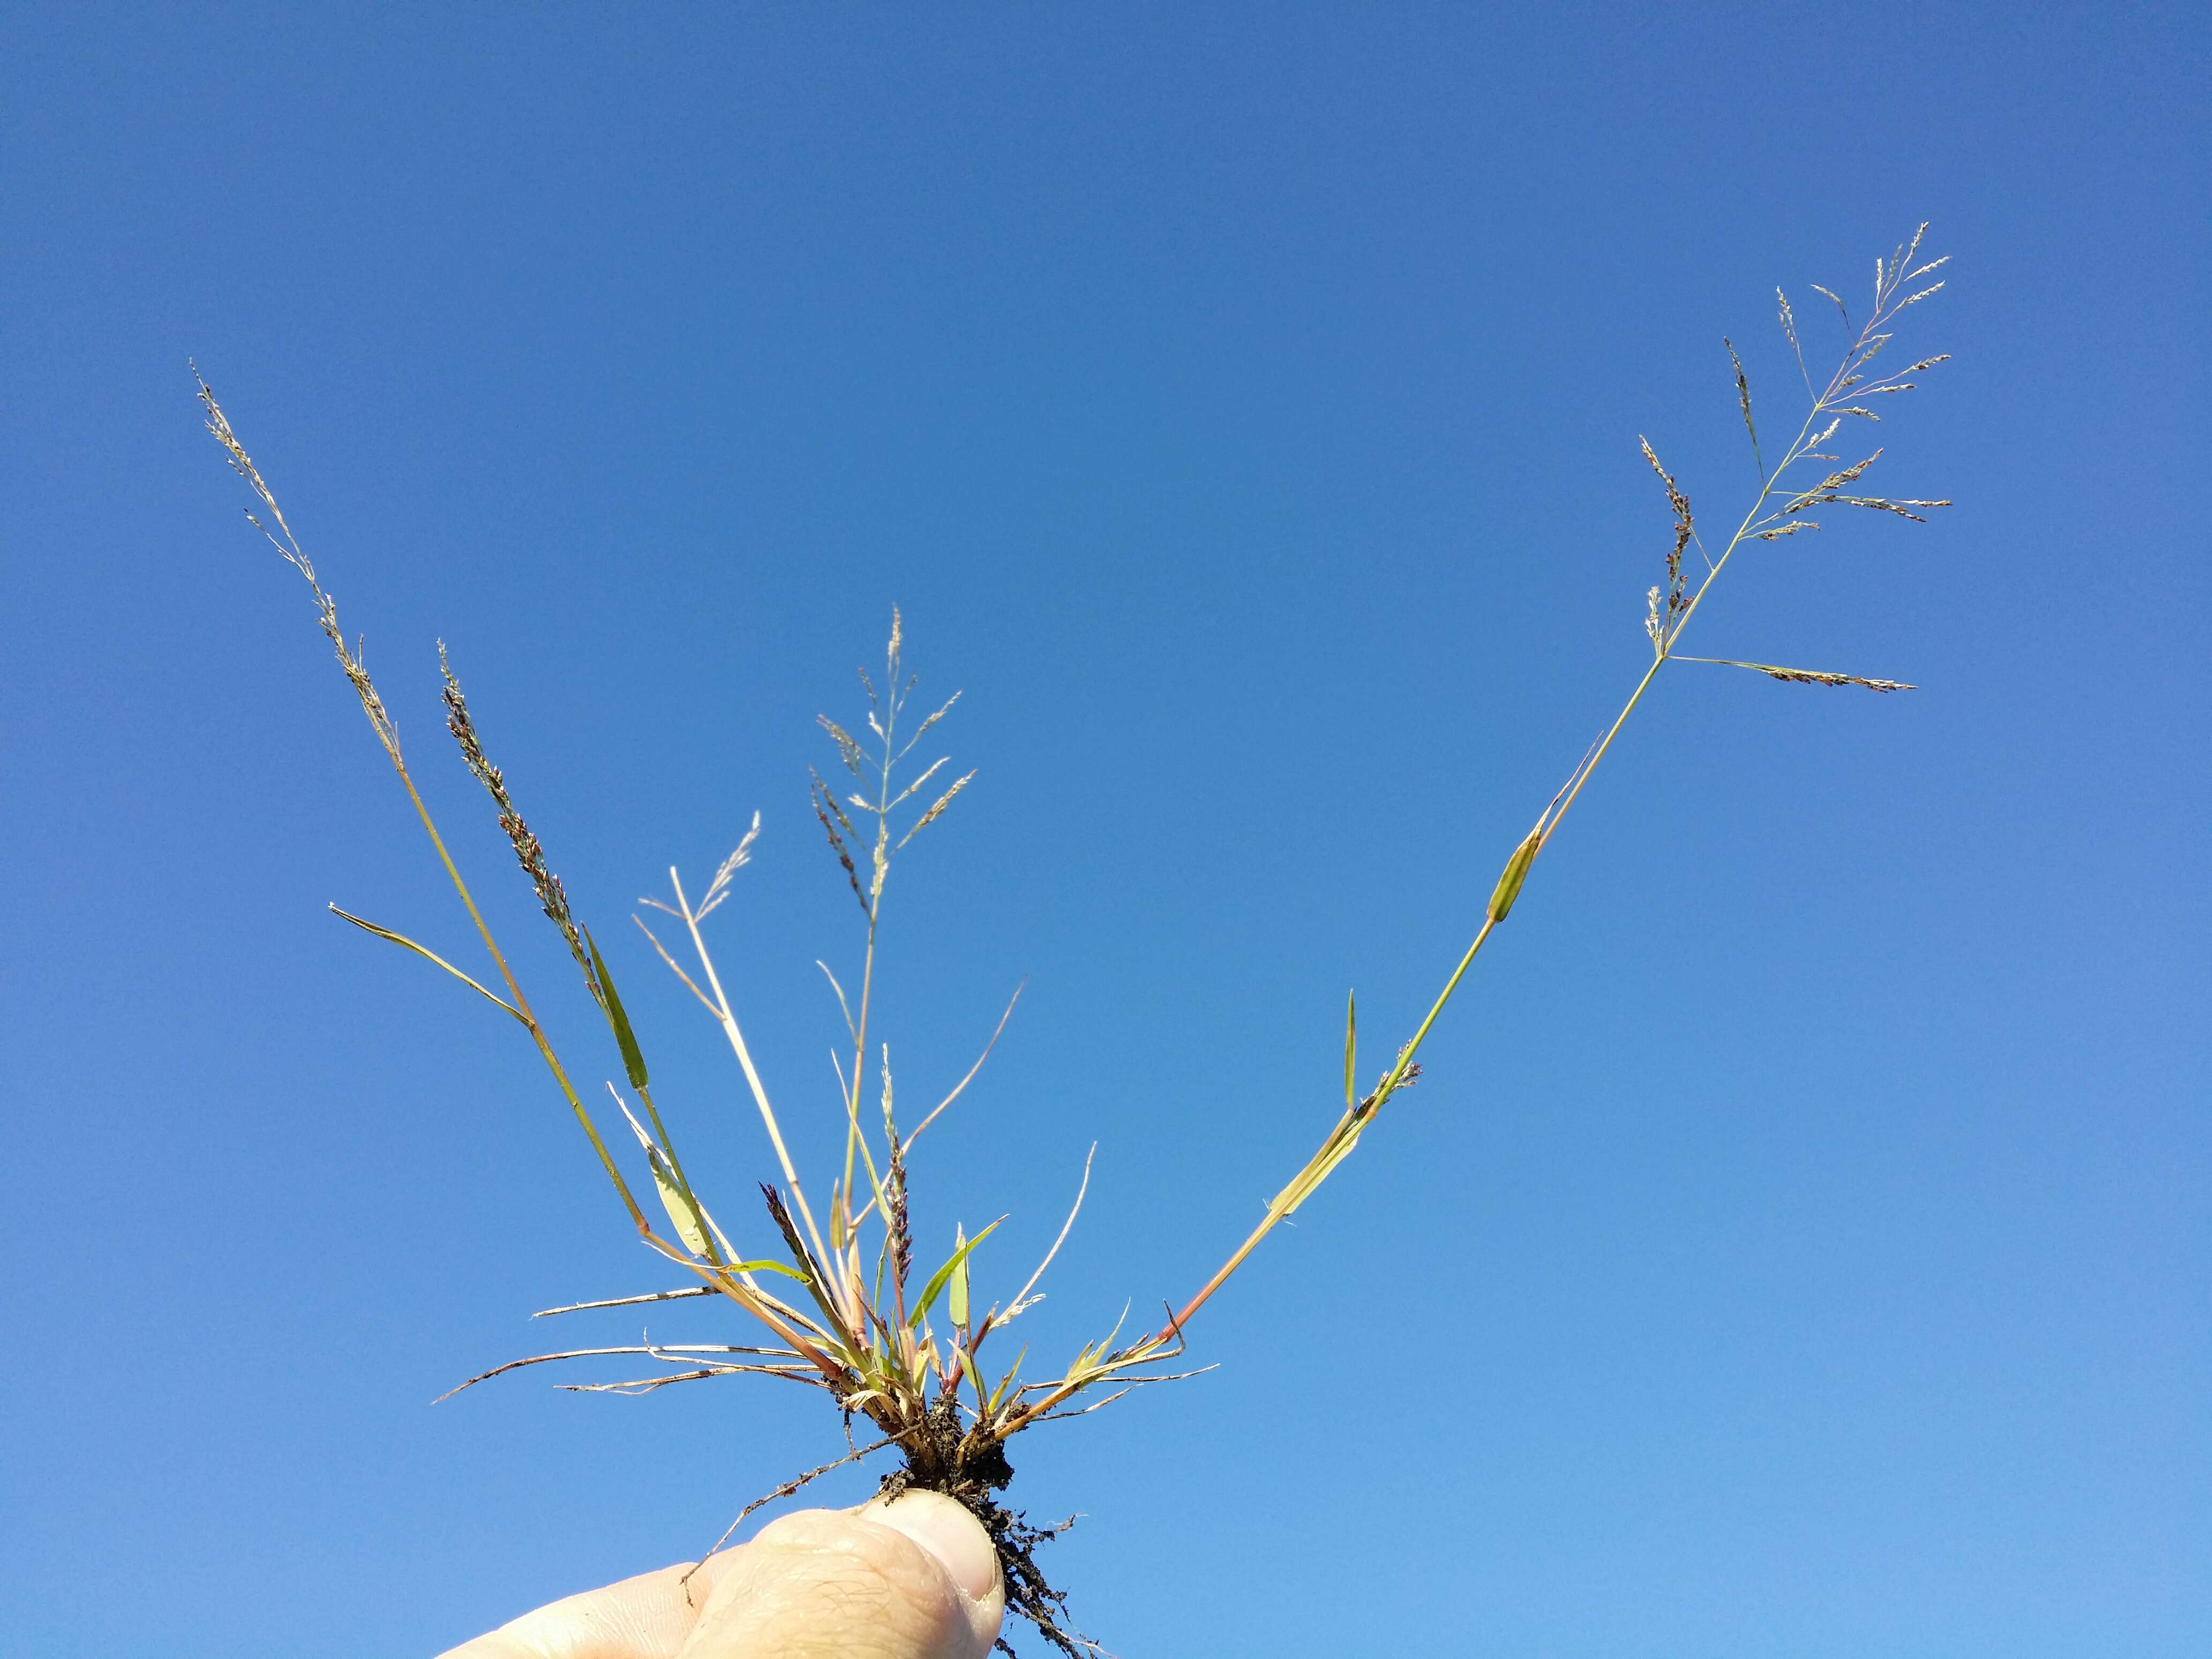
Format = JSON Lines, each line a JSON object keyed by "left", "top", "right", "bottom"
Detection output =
{"left": 439, "top": 1491, "right": 1006, "bottom": 1659}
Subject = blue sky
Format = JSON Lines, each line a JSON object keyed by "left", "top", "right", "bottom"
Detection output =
{"left": 3, "top": 5, "right": 2206, "bottom": 1654}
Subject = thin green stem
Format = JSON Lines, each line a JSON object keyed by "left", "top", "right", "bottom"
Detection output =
{"left": 388, "top": 757, "right": 649, "bottom": 1234}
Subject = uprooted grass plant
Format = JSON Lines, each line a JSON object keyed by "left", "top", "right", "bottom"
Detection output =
{"left": 198, "top": 226, "right": 1951, "bottom": 1655}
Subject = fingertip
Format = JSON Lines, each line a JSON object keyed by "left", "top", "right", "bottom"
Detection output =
{"left": 855, "top": 1490, "right": 1002, "bottom": 1606}
{"left": 684, "top": 1500, "right": 1005, "bottom": 1658}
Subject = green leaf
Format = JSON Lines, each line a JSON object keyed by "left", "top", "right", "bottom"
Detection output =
{"left": 329, "top": 906, "right": 525, "bottom": 1023}
{"left": 948, "top": 1224, "right": 970, "bottom": 1327}
{"left": 586, "top": 927, "right": 649, "bottom": 1089}
{"left": 986, "top": 1344, "right": 1029, "bottom": 1414}
{"left": 1486, "top": 828, "right": 1543, "bottom": 924}
{"left": 909, "top": 1217, "right": 1002, "bottom": 1329}
{"left": 1342, "top": 989, "right": 1357, "bottom": 1111}
{"left": 1278, "top": 1129, "right": 1361, "bottom": 1217}
{"left": 727, "top": 1257, "right": 811, "bottom": 1284}
{"left": 647, "top": 1145, "right": 710, "bottom": 1256}
{"left": 607, "top": 1086, "right": 709, "bottom": 1255}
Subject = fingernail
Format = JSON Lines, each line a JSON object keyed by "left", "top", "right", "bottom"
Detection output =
{"left": 865, "top": 1492, "right": 1000, "bottom": 1603}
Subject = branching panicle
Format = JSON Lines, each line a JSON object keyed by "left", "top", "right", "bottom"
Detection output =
{"left": 197, "top": 369, "right": 401, "bottom": 763}
{"left": 811, "top": 769, "right": 869, "bottom": 915}
{"left": 887, "top": 1134, "right": 914, "bottom": 1300}
{"left": 1638, "top": 436, "right": 1694, "bottom": 649}
{"left": 761, "top": 1183, "right": 816, "bottom": 1282}
{"left": 1725, "top": 336, "right": 1763, "bottom": 478}
{"left": 693, "top": 815, "right": 763, "bottom": 921}
{"left": 439, "top": 646, "right": 600, "bottom": 1000}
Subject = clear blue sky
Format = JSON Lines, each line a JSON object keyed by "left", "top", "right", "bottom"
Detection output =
{"left": 3, "top": 5, "right": 2206, "bottom": 1655}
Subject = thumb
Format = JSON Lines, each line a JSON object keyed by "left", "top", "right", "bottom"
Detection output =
{"left": 678, "top": 1490, "right": 1005, "bottom": 1659}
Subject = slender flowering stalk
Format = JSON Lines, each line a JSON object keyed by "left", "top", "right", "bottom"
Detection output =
{"left": 1155, "top": 225, "right": 1951, "bottom": 1342}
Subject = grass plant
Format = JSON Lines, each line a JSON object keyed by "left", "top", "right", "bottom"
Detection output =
{"left": 198, "top": 225, "right": 1950, "bottom": 1654}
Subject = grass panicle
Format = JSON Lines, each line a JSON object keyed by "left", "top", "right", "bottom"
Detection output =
{"left": 438, "top": 644, "right": 601, "bottom": 1003}
{"left": 200, "top": 225, "right": 1952, "bottom": 1655}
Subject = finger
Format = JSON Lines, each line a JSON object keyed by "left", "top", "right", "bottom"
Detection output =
{"left": 678, "top": 1491, "right": 1004, "bottom": 1659}
{"left": 850, "top": 1491, "right": 1005, "bottom": 1652}
{"left": 436, "top": 1554, "right": 745, "bottom": 1659}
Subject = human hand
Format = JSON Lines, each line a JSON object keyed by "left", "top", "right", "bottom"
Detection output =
{"left": 438, "top": 1490, "right": 1005, "bottom": 1659}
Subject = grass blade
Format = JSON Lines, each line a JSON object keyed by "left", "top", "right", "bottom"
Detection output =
{"left": 1342, "top": 990, "right": 1357, "bottom": 1111}
{"left": 1485, "top": 829, "right": 1543, "bottom": 924}
{"left": 949, "top": 1223, "right": 971, "bottom": 1328}
{"left": 610, "top": 1086, "right": 711, "bottom": 1255}
{"left": 586, "top": 926, "right": 649, "bottom": 1089}
{"left": 909, "top": 1217, "right": 1003, "bottom": 1328}
{"left": 328, "top": 905, "right": 525, "bottom": 1022}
